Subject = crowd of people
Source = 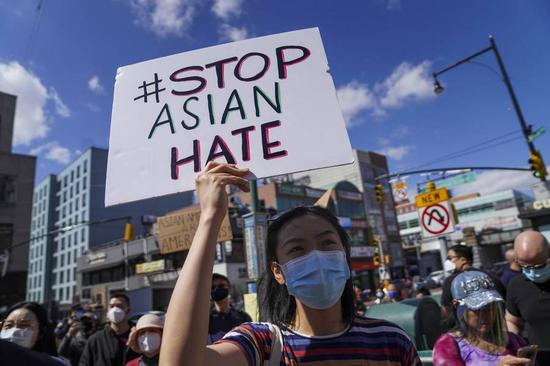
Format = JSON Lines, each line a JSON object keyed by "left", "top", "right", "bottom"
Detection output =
{"left": 0, "top": 271, "right": 254, "bottom": 366}
{"left": 1, "top": 162, "right": 549, "bottom": 366}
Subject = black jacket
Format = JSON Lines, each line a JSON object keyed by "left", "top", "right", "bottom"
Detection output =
{"left": 79, "top": 325, "right": 139, "bottom": 366}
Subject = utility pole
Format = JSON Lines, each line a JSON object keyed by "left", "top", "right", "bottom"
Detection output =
{"left": 432, "top": 35, "right": 546, "bottom": 181}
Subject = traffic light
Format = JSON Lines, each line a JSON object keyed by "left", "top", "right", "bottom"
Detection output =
{"left": 373, "top": 255, "right": 381, "bottom": 267}
{"left": 529, "top": 150, "right": 547, "bottom": 181}
{"left": 124, "top": 222, "right": 134, "bottom": 241}
{"left": 384, "top": 255, "right": 392, "bottom": 264}
{"left": 375, "top": 184, "right": 384, "bottom": 203}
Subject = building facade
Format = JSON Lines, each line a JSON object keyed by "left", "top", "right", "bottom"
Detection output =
{"left": 0, "top": 92, "right": 36, "bottom": 309}
{"left": 396, "top": 189, "right": 533, "bottom": 275}
{"left": 27, "top": 147, "right": 192, "bottom": 306}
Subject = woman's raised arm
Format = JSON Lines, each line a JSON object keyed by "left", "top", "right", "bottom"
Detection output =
{"left": 160, "top": 162, "right": 250, "bottom": 366}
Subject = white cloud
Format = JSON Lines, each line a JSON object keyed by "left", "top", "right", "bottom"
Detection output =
{"left": 336, "top": 61, "right": 434, "bottom": 127}
{"left": 86, "top": 103, "right": 101, "bottom": 113}
{"left": 49, "top": 87, "right": 71, "bottom": 117}
{"left": 128, "top": 0, "right": 198, "bottom": 37}
{"left": 0, "top": 61, "right": 70, "bottom": 146}
{"left": 30, "top": 141, "right": 72, "bottom": 165}
{"left": 88, "top": 75, "right": 104, "bottom": 94}
{"left": 336, "top": 81, "right": 378, "bottom": 127}
{"left": 219, "top": 24, "right": 248, "bottom": 42}
{"left": 212, "top": 0, "right": 243, "bottom": 20}
{"left": 385, "top": 0, "right": 401, "bottom": 10}
{"left": 453, "top": 169, "right": 540, "bottom": 196}
{"left": 377, "top": 61, "right": 434, "bottom": 108}
{"left": 377, "top": 144, "right": 415, "bottom": 161}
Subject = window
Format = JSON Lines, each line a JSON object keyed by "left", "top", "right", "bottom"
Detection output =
{"left": 83, "top": 160, "right": 88, "bottom": 173}
{"left": 70, "top": 186, "right": 73, "bottom": 199}
{"left": 75, "top": 197, "right": 79, "bottom": 208}
{"left": 68, "top": 251, "right": 71, "bottom": 264}
{"left": 82, "top": 193, "right": 86, "bottom": 207}
{"left": 74, "top": 231, "right": 78, "bottom": 243}
{"left": 61, "top": 237, "right": 65, "bottom": 251}
{"left": 67, "top": 269, "right": 71, "bottom": 282}
{"left": 71, "top": 171, "right": 74, "bottom": 182}
{"left": 76, "top": 184, "right": 79, "bottom": 194}
{"left": 64, "top": 175, "right": 68, "bottom": 187}
{"left": 0, "top": 175, "right": 17, "bottom": 204}
{"left": 59, "top": 287, "right": 64, "bottom": 300}
{"left": 74, "top": 249, "right": 78, "bottom": 262}
{"left": 77, "top": 166, "right": 80, "bottom": 178}
{"left": 81, "top": 228, "right": 85, "bottom": 242}
{"left": 60, "top": 271, "right": 64, "bottom": 284}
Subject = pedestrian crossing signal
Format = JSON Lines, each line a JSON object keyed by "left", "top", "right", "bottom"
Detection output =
{"left": 529, "top": 150, "right": 547, "bottom": 181}
{"left": 375, "top": 184, "right": 384, "bottom": 203}
{"left": 373, "top": 255, "right": 381, "bottom": 267}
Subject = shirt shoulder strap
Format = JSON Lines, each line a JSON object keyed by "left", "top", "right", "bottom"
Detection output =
{"left": 265, "top": 323, "right": 283, "bottom": 366}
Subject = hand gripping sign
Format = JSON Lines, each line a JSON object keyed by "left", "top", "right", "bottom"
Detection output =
{"left": 105, "top": 28, "right": 354, "bottom": 206}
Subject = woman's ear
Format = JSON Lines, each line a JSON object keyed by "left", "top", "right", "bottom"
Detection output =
{"left": 271, "top": 262, "right": 286, "bottom": 285}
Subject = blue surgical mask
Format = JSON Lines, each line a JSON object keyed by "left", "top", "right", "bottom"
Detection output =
{"left": 387, "top": 290, "right": 398, "bottom": 299}
{"left": 523, "top": 264, "right": 550, "bottom": 283}
{"left": 281, "top": 250, "right": 350, "bottom": 310}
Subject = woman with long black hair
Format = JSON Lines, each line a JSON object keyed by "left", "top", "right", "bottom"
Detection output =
{"left": 160, "top": 162, "right": 420, "bottom": 366}
{"left": 1, "top": 301, "right": 65, "bottom": 364}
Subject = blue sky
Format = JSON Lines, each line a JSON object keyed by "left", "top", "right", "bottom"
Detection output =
{"left": 1, "top": 0, "right": 549, "bottom": 197}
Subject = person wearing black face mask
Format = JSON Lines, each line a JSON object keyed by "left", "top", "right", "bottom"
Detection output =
{"left": 207, "top": 273, "right": 252, "bottom": 344}
{"left": 58, "top": 312, "right": 97, "bottom": 366}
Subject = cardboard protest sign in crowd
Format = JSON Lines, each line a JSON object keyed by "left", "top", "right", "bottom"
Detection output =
{"left": 106, "top": 28, "right": 353, "bottom": 206}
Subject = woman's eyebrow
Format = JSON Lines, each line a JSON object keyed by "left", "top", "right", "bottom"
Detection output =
{"left": 281, "top": 237, "right": 305, "bottom": 248}
{"left": 315, "top": 230, "right": 336, "bottom": 238}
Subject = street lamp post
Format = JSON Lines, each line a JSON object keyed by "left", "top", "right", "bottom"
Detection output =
{"left": 432, "top": 35, "right": 545, "bottom": 180}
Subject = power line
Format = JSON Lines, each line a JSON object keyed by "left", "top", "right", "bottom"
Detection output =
{"left": 399, "top": 129, "right": 523, "bottom": 174}
{"left": 7, "top": 216, "right": 131, "bottom": 252}
{"left": 24, "top": 0, "right": 46, "bottom": 60}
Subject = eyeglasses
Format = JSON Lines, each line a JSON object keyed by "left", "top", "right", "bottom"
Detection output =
{"left": 517, "top": 260, "right": 548, "bottom": 270}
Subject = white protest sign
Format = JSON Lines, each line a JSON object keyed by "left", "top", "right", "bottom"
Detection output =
{"left": 106, "top": 28, "right": 354, "bottom": 206}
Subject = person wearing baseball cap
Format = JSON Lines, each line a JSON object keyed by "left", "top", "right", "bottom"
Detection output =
{"left": 126, "top": 313, "right": 164, "bottom": 366}
{"left": 433, "top": 271, "right": 532, "bottom": 366}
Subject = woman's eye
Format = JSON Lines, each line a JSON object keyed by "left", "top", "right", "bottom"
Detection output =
{"left": 323, "top": 240, "right": 337, "bottom": 246}
{"left": 287, "top": 246, "right": 303, "bottom": 254}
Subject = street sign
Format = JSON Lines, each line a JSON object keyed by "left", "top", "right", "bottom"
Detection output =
{"left": 418, "top": 172, "right": 476, "bottom": 193}
{"left": 529, "top": 127, "right": 546, "bottom": 142}
{"left": 415, "top": 188, "right": 449, "bottom": 208}
{"left": 418, "top": 201, "right": 455, "bottom": 238}
{"left": 391, "top": 181, "right": 408, "bottom": 203}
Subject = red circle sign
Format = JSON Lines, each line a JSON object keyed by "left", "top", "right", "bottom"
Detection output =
{"left": 421, "top": 203, "right": 450, "bottom": 235}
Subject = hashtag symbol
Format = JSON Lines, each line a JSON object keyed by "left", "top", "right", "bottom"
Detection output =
{"left": 133, "top": 73, "right": 166, "bottom": 103}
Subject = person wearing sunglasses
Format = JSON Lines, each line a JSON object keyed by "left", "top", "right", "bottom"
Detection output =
{"left": 160, "top": 162, "right": 420, "bottom": 366}
{"left": 506, "top": 231, "right": 550, "bottom": 366}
